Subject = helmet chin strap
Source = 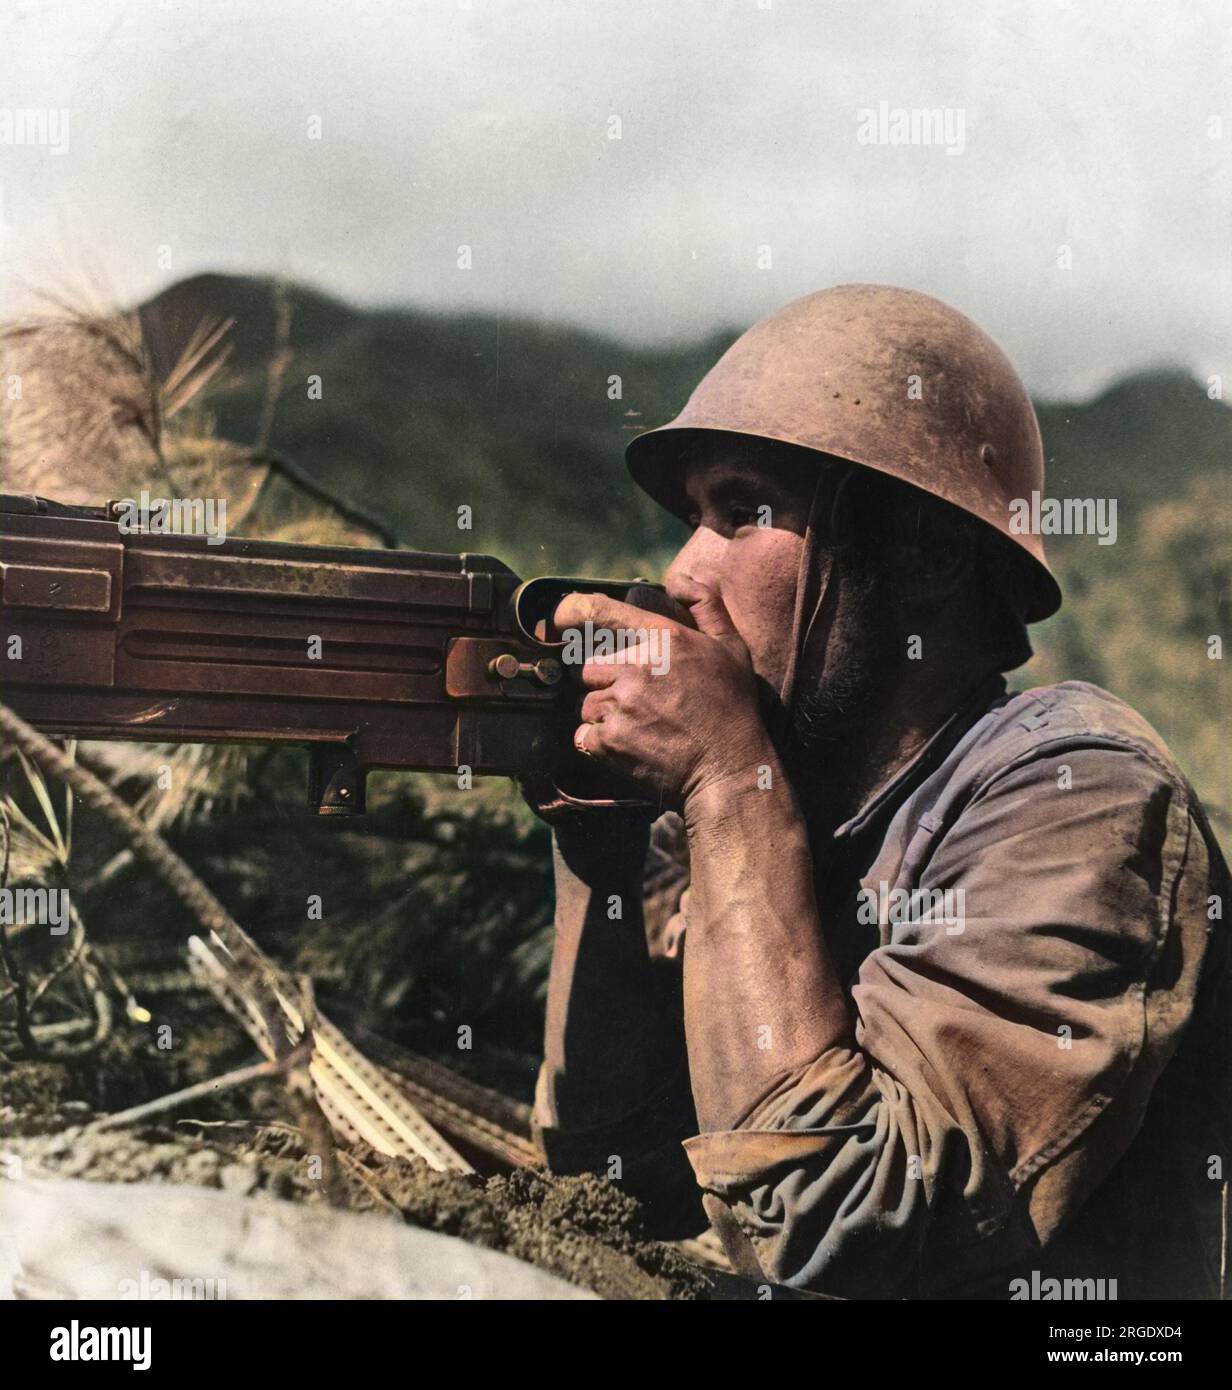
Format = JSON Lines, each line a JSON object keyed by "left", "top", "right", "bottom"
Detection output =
{"left": 778, "top": 463, "right": 855, "bottom": 711}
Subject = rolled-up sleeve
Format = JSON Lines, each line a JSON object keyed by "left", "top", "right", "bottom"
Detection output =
{"left": 682, "top": 744, "right": 1205, "bottom": 1297}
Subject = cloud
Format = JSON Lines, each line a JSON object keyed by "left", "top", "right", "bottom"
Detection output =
{"left": 0, "top": 0, "right": 1226, "bottom": 396}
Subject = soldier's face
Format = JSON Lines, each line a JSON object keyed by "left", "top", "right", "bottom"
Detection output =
{"left": 663, "top": 446, "right": 817, "bottom": 700}
{"left": 663, "top": 444, "right": 890, "bottom": 744}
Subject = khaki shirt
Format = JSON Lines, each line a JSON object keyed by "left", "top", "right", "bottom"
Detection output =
{"left": 536, "top": 678, "right": 1230, "bottom": 1299}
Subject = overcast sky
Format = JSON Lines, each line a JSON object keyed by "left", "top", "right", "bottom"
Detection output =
{"left": 0, "top": 0, "right": 1227, "bottom": 397}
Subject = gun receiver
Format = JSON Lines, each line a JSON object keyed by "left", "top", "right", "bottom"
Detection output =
{"left": 0, "top": 494, "right": 675, "bottom": 816}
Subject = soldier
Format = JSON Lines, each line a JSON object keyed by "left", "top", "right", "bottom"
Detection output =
{"left": 530, "top": 285, "right": 1230, "bottom": 1299}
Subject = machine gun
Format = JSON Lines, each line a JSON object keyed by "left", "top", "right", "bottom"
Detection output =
{"left": 0, "top": 493, "right": 679, "bottom": 816}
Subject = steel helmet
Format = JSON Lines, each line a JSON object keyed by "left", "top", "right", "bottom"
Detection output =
{"left": 626, "top": 284, "right": 1061, "bottom": 623}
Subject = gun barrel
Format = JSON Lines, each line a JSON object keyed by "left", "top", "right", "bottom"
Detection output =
{"left": 0, "top": 494, "right": 660, "bottom": 814}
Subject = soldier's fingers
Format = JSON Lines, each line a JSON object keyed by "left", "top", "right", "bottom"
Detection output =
{"left": 578, "top": 658, "right": 623, "bottom": 689}
{"left": 554, "top": 591, "right": 685, "bottom": 636}
{"left": 573, "top": 721, "right": 604, "bottom": 759}
{"left": 671, "top": 576, "right": 744, "bottom": 650}
{"left": 580, "top": 689, "right": 616, "bottom": 724}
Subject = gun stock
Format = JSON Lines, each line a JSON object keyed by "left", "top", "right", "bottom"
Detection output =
{"left": 0, "top": 494, "right": 671, "bottom": 816}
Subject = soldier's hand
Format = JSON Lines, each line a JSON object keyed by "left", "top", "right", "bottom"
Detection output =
{"left": 555, "top": 582, "right": 772, "bottom": 812}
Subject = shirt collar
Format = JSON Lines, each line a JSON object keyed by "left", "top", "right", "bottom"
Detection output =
{"left": 833, "top": 671, "right": 1008, "bottom": 841}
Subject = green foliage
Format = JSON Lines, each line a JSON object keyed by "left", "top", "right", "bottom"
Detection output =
{"left": 141, "top": 762, "right": 557, "bottom": 1097}
{"left": 1026, "top": 472, "right": 1230, "bottom": 834}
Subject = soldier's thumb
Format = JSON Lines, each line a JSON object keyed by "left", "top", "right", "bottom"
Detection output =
{"left": 672, "top": 578, "right": 744, "bottom": 653}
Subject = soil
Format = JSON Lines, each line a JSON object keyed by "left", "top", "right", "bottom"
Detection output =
{"left": 1, "top": 1035, "right": 719, "bottom": 1301}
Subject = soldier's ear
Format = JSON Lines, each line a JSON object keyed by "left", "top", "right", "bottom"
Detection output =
{"left": 888, "top": 537, "right": 976, "bottom": 609}
{"left": 834, "top": 472, "right": 977, "bottom": 609}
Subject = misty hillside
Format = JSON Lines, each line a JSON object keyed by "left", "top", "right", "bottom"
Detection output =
{"left": 1036, "top": 369, "right": 1229, "bottom": 519}
{"left": 140, "top": 274, "right": 1230, "bottom": 577}
{"left": 140, "top": 273, "right": 733, "bottom": 579}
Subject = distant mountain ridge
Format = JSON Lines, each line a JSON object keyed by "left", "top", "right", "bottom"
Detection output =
{"left": 139, "top": 274, "right": 1230, "bottom": 576}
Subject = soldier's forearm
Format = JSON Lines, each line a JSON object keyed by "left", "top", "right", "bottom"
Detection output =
{"left": 681, "top": 757, "right": 853, "bottom": 1133}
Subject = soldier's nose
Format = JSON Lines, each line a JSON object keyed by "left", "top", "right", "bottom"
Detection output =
{"left": 664, "top": 528, "right": 722, "bottom": 609}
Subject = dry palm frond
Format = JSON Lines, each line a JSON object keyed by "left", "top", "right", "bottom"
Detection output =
{"left": 160, "top": 315, "right": 235, "bottom": 420}
{"left": 0, "top": 298, "right": 166, "bottom": 501}
{"left": 85, "top": 743, "right": 253, "bottom": 894}
{"left": 129, "top": 744, "right": 252, "bottom": 832}
{"left": 1, "top": 745, "right": 73, "bottom": 884}
{"left": 0, "top": 297, "right": 155, "bottom": 435}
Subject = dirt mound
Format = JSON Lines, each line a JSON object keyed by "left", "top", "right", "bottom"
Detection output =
{"left": 362, "top": 1158, "right": 713, "bottom": 1300}
{"left": 2, "top": 1088, "right": 716, "bottom": 1299}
